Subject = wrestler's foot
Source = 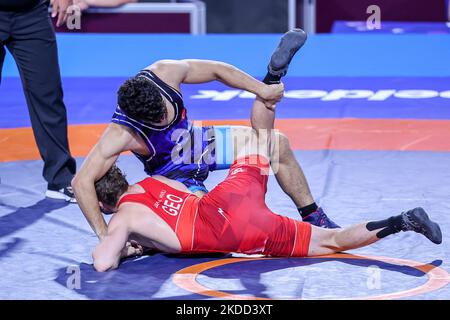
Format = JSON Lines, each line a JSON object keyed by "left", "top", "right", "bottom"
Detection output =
{"left": 401, "top": 207, "right": 442, "bottom": 244}
{"left": 303, "top": 207, "right": 341, "bottom": 229}
{"left": 46, "top": 185, "right": 77, "bottom": 203}
{"left": 263, "top": 28, "right": 307, "bottom": 84}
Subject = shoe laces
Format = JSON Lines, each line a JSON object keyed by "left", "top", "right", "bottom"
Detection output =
{"left": 402, "top": 212, "right": 424, "bottom": 233}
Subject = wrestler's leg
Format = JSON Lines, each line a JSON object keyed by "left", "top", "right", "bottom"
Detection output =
{"left": 308, "top": 223, "right": 380, "bottom": 256}
{"left": 307, "top": 207, "right": 442, "bottom": 256}
{"left": 248, "top": 97, "right": 339, "bottom": 228}
{"left": 250, "top": 99, "right": 314, "bottom": 207}
{"left": 259, "top": 29, "right": 339, "bottom": 227}
{"left": 217, "top": 110, "right": 314, "bottom": 209}
{"left": 213, "top": 29, "right": 315, "bottom": 208}
{"left": 216, "top": 100, "right": 337, "bottom": 228}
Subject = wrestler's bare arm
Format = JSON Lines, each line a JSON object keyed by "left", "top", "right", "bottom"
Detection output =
{"left": 72, "top": 124, "right": 136, "bottom": 240}
{"left": 92, "top": 211, "right": 130, "bottom": 272}
{"left": 148, "top": 59, "right": 284, "bottom": 107}
{"left": 93, "top": 204, "right": 170, "bottom": 271}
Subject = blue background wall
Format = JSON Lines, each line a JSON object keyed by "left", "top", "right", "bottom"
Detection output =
{"left": 2, "top": 34, "right": 450, "bottom": 77}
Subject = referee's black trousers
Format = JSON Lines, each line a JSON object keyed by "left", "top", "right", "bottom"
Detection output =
{"left": 0, "top": 1, "right": 76, "bottom": 190}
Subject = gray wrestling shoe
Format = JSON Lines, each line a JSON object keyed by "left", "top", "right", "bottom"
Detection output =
{"left": 401, "top": 207, "right": 442, "bottom": 244}
{"left": 267, "top": 28, "right": 308, "bottom": 77}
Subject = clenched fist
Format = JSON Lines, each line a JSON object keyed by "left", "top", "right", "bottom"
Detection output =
{"left": 257, "top": 82, "right": 285, "bottom": 110}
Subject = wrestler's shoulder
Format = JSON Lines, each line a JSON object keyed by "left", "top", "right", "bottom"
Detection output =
{"left": 105, "top": 122, "right": 139, "bottom": 139}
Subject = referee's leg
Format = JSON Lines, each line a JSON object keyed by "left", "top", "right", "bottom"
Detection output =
{"left": 0, "top": 10, "right": 11, "bottom": 83}
{"left": 7, "top": 2, "right": 76, "bottom": 193}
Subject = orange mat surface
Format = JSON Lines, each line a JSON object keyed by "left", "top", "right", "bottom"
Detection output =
{"left": 1, "top": 118, "right": 449, "bottom": 162}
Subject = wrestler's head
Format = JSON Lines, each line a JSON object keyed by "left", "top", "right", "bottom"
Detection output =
{"left": 117, "top": 76, "right": 167, "bottom": 125}
{"left": 95, "top": 165, "right": 129, "bottom": 215}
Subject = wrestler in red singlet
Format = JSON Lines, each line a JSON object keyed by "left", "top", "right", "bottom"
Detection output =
{"left": 117, "top": 155, "right": 312, "bottom": 257}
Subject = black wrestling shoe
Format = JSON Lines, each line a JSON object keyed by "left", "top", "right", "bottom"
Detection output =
{"left": 46, "top": 185, "right": 77, "bottom": 203}
{"left": 401, "top": 207, "right": 442, "bottom": 244}
{"left": 267, "top": 28, "right": 307, "bottom": 79}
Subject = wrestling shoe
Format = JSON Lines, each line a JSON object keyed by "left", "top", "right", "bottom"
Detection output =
{"left": 303, "top": 207, "right": 341, "bottom": 229}
{"left": 46, "top": 185, "right": 77, "bottom": 203}
{"left": 401, "top": 207, "right": 442, "bottom": 244}
{"left": 267, "top": 28, "right": 307, "bottom": 80}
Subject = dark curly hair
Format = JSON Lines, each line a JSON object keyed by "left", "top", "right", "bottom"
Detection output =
{"left": 95, "top": 165, "right": 129, "bottom": 210}
{"left": 117, "top": 76, "right": 167, "bottom": 123}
